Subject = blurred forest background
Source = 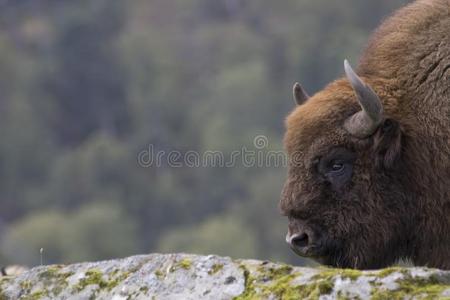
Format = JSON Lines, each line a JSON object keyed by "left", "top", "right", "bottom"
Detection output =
{"left": 0, "top": 0, "right": 409, "bottom": 267}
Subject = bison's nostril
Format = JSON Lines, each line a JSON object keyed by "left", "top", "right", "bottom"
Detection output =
{"left": 290, "top": 232, "right": 309, "bottom": 248}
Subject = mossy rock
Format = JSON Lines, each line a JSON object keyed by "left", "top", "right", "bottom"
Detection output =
{"left": 0, "top": 254, "right": 448, "bottom": 299}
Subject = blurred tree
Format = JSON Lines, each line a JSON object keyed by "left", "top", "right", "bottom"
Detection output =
{"left": 61, "top": 201, "right": 139, "bottom": 263}
{"left": 47, "top": 0, "right": 129, "bottom": 145}
{"left": 0, "top": 33, "right": 55, "bottom": 220}
{"left": 1, "top": 211, "right": 67, "bottom": 265}
{"left": 1, "top": 202, "right": 139, "bottom": 265}
{"left": 157, "top": 213, "right": 258, "bottom": 259}
{"left": 37, "top": 134, "right": 130, "bottom": 210}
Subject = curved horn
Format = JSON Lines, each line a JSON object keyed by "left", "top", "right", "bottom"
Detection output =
{"left": 293, "top": 82, "right": 309, "bottom": 105}
{"left": 344, "top": 59, "right": 383, "bottom": 138}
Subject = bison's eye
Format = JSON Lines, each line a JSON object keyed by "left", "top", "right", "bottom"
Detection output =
{"left": 318, "top": 147, "right": 356, "bottom": 190}
{"left": 328, "top": 160, "right": 345, "bottom": 174}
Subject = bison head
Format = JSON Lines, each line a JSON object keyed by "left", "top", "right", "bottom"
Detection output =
{"left": 280, "top": 60, "right": 414, "bottom": 269}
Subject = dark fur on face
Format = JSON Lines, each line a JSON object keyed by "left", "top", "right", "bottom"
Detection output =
{"left": 281, "top": 0, "right": 450, "bottom": 270}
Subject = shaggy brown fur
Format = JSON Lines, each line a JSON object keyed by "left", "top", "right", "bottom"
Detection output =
{"left": 280, "top": 0, "right": 449, "bottom": 269}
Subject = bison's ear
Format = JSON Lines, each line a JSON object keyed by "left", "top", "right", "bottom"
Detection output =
{"left": 293, "top": 82, "right": 309, "bottom": 105}
{"left": 373, "top": 119, "right": 402, "bottom": 169}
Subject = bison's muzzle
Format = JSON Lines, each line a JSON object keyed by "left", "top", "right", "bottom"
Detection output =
{"left": 286, "top": 223, "right": 328, "bottom": 259}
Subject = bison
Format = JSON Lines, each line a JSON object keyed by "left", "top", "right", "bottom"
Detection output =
{"left": 280, "top": 0, "right": 449, "bottom": 270}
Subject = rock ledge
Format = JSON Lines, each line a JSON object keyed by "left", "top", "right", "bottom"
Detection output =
{"left": 1, "top": 253, "right": 449, "bottom": 299}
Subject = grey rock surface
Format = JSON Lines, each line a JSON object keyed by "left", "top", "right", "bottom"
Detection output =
{"left": 0, "top": 253, "right": 449, "bottom": 299}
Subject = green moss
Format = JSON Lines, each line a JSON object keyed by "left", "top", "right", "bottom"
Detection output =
{"left": 264, "top": 273, "right": 299, "bottom": 299}
{"left": 312, "top": 268, "right": 362, "bottom": 281}
{"left": 107, "top": 271, "right": 130, "bottom": 290}
{"left": 0, "top": 277, "right": 11, "bottom": 284}
{"left": 154, "top": 269, "right": 164, "bottom": 279}
{"left": 233, "top": 265, "right": 257, "bottom": 300}
{"left": 1, "top": 265, "right": 137, "bottom": 299}
{"left": 257, "top": 264, "right": 293, "bottom": 280}
{"left": 177, "top": 259, "right": 192, "bottom": 270}
{"left": 235, "top": 264, "right": 316, "bottom": 300}
{"left": 376, "top": 267, "right": 402, "bottom": 278}
{"left": 38, "top": 266, "right": 62, "bottom": 280}
{"left": 21, "top": 290, "right": 48, "bottom": 300}
{"left": 73, "top": 268, "right": 130, "bottom": 293}
{"left": 33, "top": 266, "right": 75, "bottom": 297}
{"left": 318, "top": 280, "right": 333, "bottom": 294}
{"left": 208, "top": 264, "right": 224, "bottom": 275}
{"left": 49, "top": 272, "right": 74, "bottom": 296}
{"left": 74, "top": 269, "right": 107, "bottom": 292}
{"left": 19, "top": 265, "right": 73, "bottom": 299}
{"left": 169, "top": 258, "right": 193, "bottom": 273}
{"left": 19, "top": 280, "right": 32, "bottom": 292}
{"left": 235, "top": 264, "right": 450, "bottom": 300}
{"left": 371, "top": 272, "right": 450, "bottom": 300}
{"left": 0, "top": 292, "right": 7, "bottom": 300}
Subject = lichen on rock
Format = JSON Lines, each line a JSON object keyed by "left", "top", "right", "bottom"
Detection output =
{"left": 0, "top": 253, "right": 449, "bottom": 299}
